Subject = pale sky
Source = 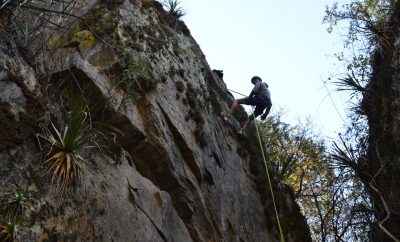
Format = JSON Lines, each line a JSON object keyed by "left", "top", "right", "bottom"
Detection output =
{"left": 181, "top": 1, "right": 350, "bottom": 139}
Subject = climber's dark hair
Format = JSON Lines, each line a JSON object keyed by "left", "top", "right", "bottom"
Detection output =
{"left": 251, "top": 76, "right": 262, "bottom": 84}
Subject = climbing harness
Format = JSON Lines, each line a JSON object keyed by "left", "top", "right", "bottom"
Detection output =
{"left": 252, "top": 110, "right": 286, "bottom": 242}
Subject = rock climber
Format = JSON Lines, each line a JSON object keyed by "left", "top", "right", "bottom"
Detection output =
{"left": 222, "top": 76, "right": 272, "bottom": 135}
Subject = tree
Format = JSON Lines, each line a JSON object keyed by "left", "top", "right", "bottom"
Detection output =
{"left": 323, "top": 0, "right": 398, "bottom": 240}
{"left": 260, "top": 111, "right": 376, "bottom": 241}
{"left": 323, "top": 0, "right": 396, "bottom": 114}
{"left": 260, "top": 114, "right": 335, "bottom": 241}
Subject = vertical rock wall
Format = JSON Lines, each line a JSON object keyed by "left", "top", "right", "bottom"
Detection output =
{"left": 0, "top": 0, "right": 310, "bottom": 241}
{"left": 362, "top": 2, "right": 400, "bottom": 240}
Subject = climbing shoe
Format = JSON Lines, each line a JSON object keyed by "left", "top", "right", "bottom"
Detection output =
{"left": 221, "top": 112, "right": 230, "bottom": 122}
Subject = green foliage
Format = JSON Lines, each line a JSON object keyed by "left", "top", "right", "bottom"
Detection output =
{"left": 37, "top": 97, "right": 122, "bottom": 194}
{"left": 328, "top": 114, "right": 374, "bottom": 240}
{"left": 322, "top": 1, "right": 395, "bottom": 239}
{"left": 261, "top": 113, "right": 329, "bottom": 190}
{"left": 324, "top": 0, "right": 394, "bottom": 48}
{"left": 113, "top": 58, "right": 158, "bottom": 103}
{"left": 331, "top": 113, "right": 368, "bottom": 173}
{"left": 323, "top": 0, "right": 395, "bottom": 108}
{"left": 37, "top": 103, "right": 91, "bottom": 193}
{"left": 334, "top": 70, "right": 367, "bottom": 95}
{"left": 260, "top": 113, "right": 338, "bottom": 241}
{"left": 130, "top": 58, "right": 157, "bottom": 91}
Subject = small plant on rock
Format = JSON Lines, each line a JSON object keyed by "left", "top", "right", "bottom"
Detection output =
{"left": 116, "top": 66, "right": 143, "bottom": 103}
{"left": 133, "top": 58, "right": 157, "bottom": 91}
{"left": 162, "top": 0, "right": 185, "bottom": 20}
{"left": 0, "top": 190, "right": 27, "bottom": 220}
{"left": 37, "top": 103, "right": 90, "bottom": 193}
{"left": 0, "top": 187, "right": 30, "bottom": 242}
{"left": 37, "top": 97, "right": 123, "bottom": 194}
{"left": 113, "top": 58, "right": 157, "bottom": 104}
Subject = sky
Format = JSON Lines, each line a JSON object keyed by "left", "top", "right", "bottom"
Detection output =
{"left": 180, "top": 0, "right": 350, "bottom": 140}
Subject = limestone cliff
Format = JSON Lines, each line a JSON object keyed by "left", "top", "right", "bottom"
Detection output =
{"left": 361, "top": 1, "right": 400, "bottom": 240}
{"left": 0, "top": 0, "right": 310, "bottom": 241}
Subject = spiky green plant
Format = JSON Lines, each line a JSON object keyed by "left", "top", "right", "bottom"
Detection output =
{"left": 37, "top": 105, "right": 90, "bottom": 193}
{"left": 0, "top": 191, "right": 26, "bottom": 220}
{"left": 37, "top": 96, "right": 124, "bottom": 194}
{"left": 334, "top": 70, "right": 366, "bottom": 93}
{"left": 162, "top": 0, "right": 185, "bottom": 19}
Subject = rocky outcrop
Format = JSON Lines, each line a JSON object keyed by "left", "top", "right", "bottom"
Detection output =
{"left": 362, "top": 2, "right": 400, "bottom": 240}
{"left": 0, "top": 0, "right": 310, "bottom": 241}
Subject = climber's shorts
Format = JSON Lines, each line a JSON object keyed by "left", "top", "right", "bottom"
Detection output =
{"left": 242, "top": 96, "right": 271, "bottom": 121}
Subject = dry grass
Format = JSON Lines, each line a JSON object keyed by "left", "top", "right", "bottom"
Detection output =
{"left": 0, "top": 220, "right": 17, "bottom": 242}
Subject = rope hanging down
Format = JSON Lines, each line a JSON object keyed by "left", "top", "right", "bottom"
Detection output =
{"left": 252, "top": 111, "right": 285, "bottom": 242}
{"left": 228, "top": 88, "right": 246, "bottom": 97}
{"left": 227, "top": 86, "right": 284, "bottom": 240}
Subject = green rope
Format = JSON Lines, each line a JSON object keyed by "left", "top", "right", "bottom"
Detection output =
{"left": 252, "top": 112, "right": 285, "bottom": 242}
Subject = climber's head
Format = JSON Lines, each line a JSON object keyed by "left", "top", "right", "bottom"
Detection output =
{"left": 251, "top": 76, "right": 262, "bottom": 85}
{"left": 251, "top": 76, "right": 269, "bottom": 87}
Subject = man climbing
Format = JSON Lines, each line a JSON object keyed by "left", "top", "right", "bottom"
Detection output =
{"left": 222, "top": 76, "right": 272, "bottom": 135}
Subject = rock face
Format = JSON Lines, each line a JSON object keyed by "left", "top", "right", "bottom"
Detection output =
{"left": 362, "top": 2, "right": 400, "bottom": 241}
{"left": 0, "top": 0, "right": 310, "bottom": 241}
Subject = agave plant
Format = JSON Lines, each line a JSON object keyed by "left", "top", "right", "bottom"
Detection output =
{"left": 37, "top": 105, "right": 90, "bottom": 193}
{"left": 162, "top": 0, "right": 185, "bottom": 19}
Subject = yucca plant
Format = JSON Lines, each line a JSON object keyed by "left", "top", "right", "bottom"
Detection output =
{"left": 334, "top": 70, "right": 366, "bottom": 93}
{"left": 331, "top": 138, "right": 359, "bottom": 172}
{"left": 161, "top": 0, "right": 185, "bottom": 20}
{"left": 37, "top": 96, "right": 124, "bottom": 194}
{"left": 37, "top": 104, "right": 90, "bottom": 193}
{"left": 0, "top": 191, "right": 26, "bottom": 220}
